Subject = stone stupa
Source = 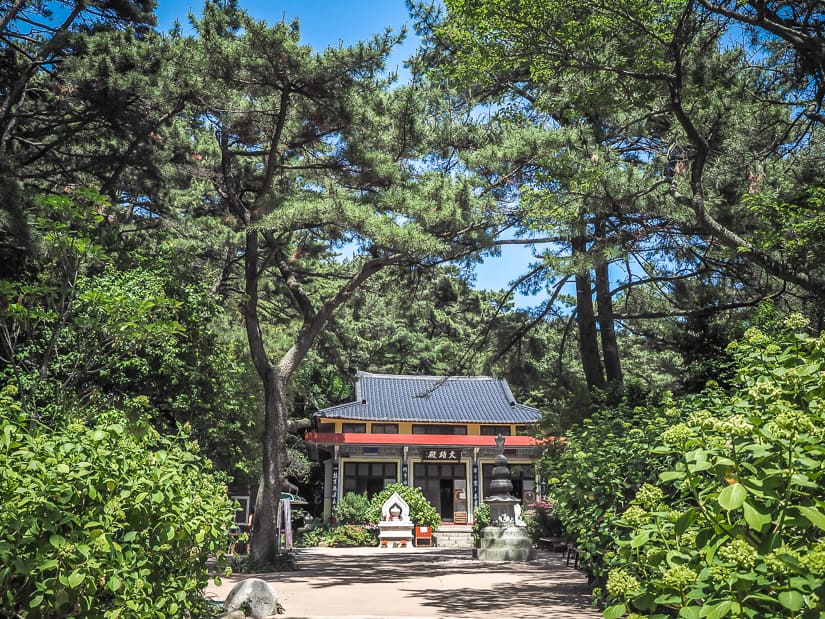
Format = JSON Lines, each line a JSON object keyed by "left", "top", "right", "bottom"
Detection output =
{"left": 476, "top": 434, "right": 536, "bottom": 561}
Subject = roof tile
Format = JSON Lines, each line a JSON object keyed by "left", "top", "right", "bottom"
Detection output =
{"left": 316, "top": 371, "right": 541, "bottom": 424}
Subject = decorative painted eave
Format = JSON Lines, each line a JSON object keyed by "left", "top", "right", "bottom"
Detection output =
{"left": 304, "top": 432, "right": 550, "bottom": 448}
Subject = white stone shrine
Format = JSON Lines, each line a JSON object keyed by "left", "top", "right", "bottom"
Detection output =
{"left": 377, "top": 491, "right": 413, "bottom": 548}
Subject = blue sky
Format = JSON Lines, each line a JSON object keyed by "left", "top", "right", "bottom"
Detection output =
{"left": 154, "top": 0, "right": 542, "bottom": 307}
{"left": 155, "top": 0, "right": 419, "bottom": 63}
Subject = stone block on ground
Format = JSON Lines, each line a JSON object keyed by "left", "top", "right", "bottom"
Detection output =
{"left": 223, "top": 578, "right": 278, "bottom": 618}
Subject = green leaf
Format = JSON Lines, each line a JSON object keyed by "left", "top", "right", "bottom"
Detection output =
{"left": 742, "top": 501, "right": 771, "bottom": 532}
{"left": 797, "top": 505, "right": 825, "bottom": 531}
{"left": 632, "top": 592, "right": 657, "bottom": 611}
{"left": 688, "top": 460, "right": 711, "bottom": 473}
{"left": 49, "top": 534, "right": 66, "bottom": 548}
{"left": 38, "top": 559, "right": 59, "bottom": 571}
{"left": 659, "top": 470, "right": 685, "bottom": 482}
{"left": 107, "top": 574, "right": 122, "bottom": 592}
{"left": 674, "top": 509, "right": 697, "bottom": 535}
{"left": 778, "top": 590, "right": 804, "bottom": 611}
{"left": 701, "top": 600, "right": 732, "bottom": 618}
{"left": 717, "top": 483, "right": 747, "bottom": 511}
{"left": 604, "top": 603, "right": 627, "bottom": 619}
{"left": 678, "top": 606, "right": 701, "bottom": 619}
{"left": 631, "top": 530, "right": 652, "bottom": 548}
{"left": 67, "top": 570, "right": 85, "bottom": 589}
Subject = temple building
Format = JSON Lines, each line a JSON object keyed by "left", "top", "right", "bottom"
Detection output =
{"left": 304, "top": 371, "right": 544, "bottom": 524}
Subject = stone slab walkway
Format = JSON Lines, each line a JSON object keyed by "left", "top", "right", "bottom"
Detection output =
{"left": 204, "top": 546, "right": 602, "bottom": 618}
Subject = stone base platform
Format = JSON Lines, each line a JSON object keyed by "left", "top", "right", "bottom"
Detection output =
{"left": 476, "top": 526, "right": 536, "bottom": 562}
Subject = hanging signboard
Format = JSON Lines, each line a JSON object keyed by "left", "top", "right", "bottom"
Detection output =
{"left": 422, "top": 448, "right": 460, "bottom": 462}
{"left": 331, "top": 462, "right": 339, "bottom": 507}
{"left": 283, "top": 499, "right": 293, "bottom": 550}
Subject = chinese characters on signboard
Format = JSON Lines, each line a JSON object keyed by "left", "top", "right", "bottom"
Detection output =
{"left": 472, "top": 464, "right": 479, "bottom": 507}
{"left": 422, "top": 449, "right": 460, "bottom": 461}
{"left": 331, "top": 463, "right": 339, "bottom": 507}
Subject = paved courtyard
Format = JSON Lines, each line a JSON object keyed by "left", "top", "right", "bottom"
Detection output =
{"left": 205, "top": 546, "right": 602, "bottom": 618}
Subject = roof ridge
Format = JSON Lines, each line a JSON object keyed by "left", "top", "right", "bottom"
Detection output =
{"left": 357, "top": 371, "right": 497, "bottom": 381}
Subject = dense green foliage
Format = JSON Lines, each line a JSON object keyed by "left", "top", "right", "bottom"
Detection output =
{"left": 545, "top": 316, "right": 825, "bottom": 617}
{"left": 3, "top": 0, "right": 825, "bottom": 606}
{"left": 0, "top": 387, "right": 235, "bottom": 618}
{"left": 472, "top": 503, "right": 490, "bottom": 547}
{"left": 327, "top": 525, "right": 378, "bottom": 548}
{"left": 604, "top": 318, "right": 825, "bottom": 618}
{"left": 525, "top": 506, "right": 564, "bottom": 544}
{"left": 543, "top": 400, "right": 680, "bottom": 586}
{"left": 296, "top": 524, "right": 332, "bottom": 548}
{"left": 367, "top": 484, "right": 442, "bottom": 531}
{"left": 333, "top": 492, "right": 374, "bottom": 526}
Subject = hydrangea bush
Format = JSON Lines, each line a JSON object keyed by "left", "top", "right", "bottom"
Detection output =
{"left": 605, "top": 317, "right": 825, "bottom": 618}
{"left": 542, "top": 400, "right": 679, "bottom": 586}
{"left": 0, "top": 387, "right": 236, "bottom": 618}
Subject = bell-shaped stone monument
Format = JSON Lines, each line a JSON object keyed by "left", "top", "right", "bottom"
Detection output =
{"left": 476, "top": 435, "right": 536, "bottom": 561}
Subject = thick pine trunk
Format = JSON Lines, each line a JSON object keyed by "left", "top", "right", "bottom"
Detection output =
{"left": 594, "top": 220, "right": 622, "bottom": 388}
{"left": 243, "top": 228, "right": 282, "bottom": 566}
{"left": 249, "top": 366, "right": 289, "bottom": 565}
{"left": 572, "top": 232, "right": 605, "bottom": 391}
{"left": 241, "top": 228, "right": 390, "bottom": 564}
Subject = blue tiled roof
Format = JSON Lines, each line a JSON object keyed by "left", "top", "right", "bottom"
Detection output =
{"left": 316, "top": 371, "right": 542, "bottom": 424}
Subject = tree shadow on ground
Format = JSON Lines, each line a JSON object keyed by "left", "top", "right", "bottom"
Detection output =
{"left": 403, "top": 579, "right": 597, "bottom": 616}
{"left": 271, "top": 550, "right": 511, "bottom": 586}
{"left": 276, "top": 549, "right": 600, "bottom": 616}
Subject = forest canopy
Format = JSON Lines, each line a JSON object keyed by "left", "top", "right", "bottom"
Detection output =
{"left": 1, "top": 0, "right": 824, "bottom": 593}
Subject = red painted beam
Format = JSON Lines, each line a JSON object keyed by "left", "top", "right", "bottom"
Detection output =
{"left": 304, "top": 432, "right": 549, "bottom": 447}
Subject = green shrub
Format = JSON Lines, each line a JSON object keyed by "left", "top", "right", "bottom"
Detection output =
{"left": 542, "top": 399, "right": 678, "bottom": 585}
{"left": 0, "top": 387, "right": 236, "bottom": 618}
{"left": 298, "top": 524, "right": 332, "bottom": 547}
{"left": 367, "top": 483, "right": 441, "bottom": 530}
{"left": 526, "top": 506, "right": 564, "bottom": 542}
{"left": 472, "top": 503, "right": 490, "bottom": 547}
{"left": 604, "top": 319, "right": 825, "bottom": 619}
{"left": 328, "top": 525, "right": 377, "bottom": 547}
{"left": 333, "top": 491, "right": 372, "bottom": 525}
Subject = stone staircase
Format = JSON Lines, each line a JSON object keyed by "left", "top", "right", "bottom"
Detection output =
{"left": 433, "top": 525, "right": 473, "bottom": 548}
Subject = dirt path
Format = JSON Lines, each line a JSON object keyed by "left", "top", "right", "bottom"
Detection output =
{"left": 205, "top": 546, "right": 602, "bottom": 618}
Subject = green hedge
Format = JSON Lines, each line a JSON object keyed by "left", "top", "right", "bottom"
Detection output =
{"left": 604, "top": 319, "right": 825, "bottom": 619}
{"left": 0, "top": 387, "right": 236, "bottom": 618}
{"left": 328, "top": 525, "right": 377, "bottom": 547}
{"left": 542, "top": 398, "right": 678, "bottom": 586}
{"left": 333, "top": 492, "right": 372, "bottom": 525}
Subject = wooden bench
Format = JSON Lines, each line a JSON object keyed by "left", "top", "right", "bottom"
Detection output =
{"left": 538, "top": 537, "right": 580, "bottom": 568}
{"left": 537, "top": 536, "right": 567, "bottom": 552}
